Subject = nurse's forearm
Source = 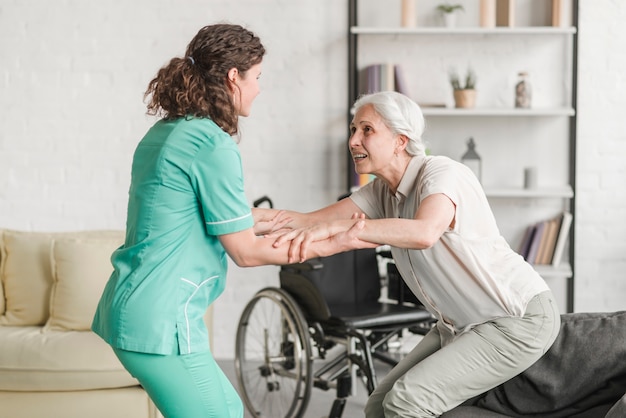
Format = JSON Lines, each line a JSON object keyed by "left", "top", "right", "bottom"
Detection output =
{"left": 223, "top": 221, "right": 374, "bottom": 267}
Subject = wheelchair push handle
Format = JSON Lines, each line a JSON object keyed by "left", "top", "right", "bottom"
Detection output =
{"left": 253, "top": 195, "right": 273, "bottom": 208}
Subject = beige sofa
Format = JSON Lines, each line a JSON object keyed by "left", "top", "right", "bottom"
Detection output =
{"left": 0, "top": 229, "right": 213, "bottom": 418}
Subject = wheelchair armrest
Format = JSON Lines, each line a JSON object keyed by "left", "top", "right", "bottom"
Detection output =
{"left": 281, "top": 258, "right": 324, "bottom": 271}
{"left": 377, "top": 249, "right": 393, "bottom": 259}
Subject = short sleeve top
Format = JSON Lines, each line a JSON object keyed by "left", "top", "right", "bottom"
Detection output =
{"left": 350, "top": 155, "right": 549, "bottom": 343}
{"left": 92, "top": 117, "right": 253, "bottom": 355}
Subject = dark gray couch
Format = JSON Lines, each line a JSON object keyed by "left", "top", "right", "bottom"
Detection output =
{"left": 442, "top": 311, "right": 626, "bottom": 418}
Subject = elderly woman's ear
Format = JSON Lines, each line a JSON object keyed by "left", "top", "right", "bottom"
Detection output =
{"left": 396, "top": 135, "right": 409, "bottom": 154}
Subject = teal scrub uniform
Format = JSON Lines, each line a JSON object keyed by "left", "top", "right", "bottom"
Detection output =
{"left": 92, "top": 117, "right": 253, "bottom": 417}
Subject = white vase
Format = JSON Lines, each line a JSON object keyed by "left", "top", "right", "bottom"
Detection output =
{"left": 443, "top": 13, "right": 456, "bottom": 28}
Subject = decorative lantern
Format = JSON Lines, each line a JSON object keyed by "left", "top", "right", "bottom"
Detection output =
{"left": 461, "top": 137, "right": 482, "bottom": 182}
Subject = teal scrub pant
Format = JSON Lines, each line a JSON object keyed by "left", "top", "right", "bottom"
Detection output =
{"left": 113, "top": 348, "right": 243, "bottom": 418}
{"left": 364, "top": 291, "right": 561, "bottom": 418}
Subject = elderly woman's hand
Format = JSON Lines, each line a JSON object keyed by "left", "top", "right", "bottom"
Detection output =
{"left": 273, "top": 214, "right": 372, "bottom": 263}
{"left": 272, "top": 222, "right": 334, "bottom": 263}
{"left": 253, "top": 210, "right": 292, "bottom": 236}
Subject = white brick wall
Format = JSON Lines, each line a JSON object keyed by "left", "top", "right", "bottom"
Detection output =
{"left": 0, "top": 1, "right": 624, "bottom": 359}
{"left": 575, "top": 1, "right": 626, "bottom": 312}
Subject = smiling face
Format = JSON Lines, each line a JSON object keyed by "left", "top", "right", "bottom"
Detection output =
{"left": 231, "top": 62, "right": 262, "bottom": 117}
{"left": 349, "top": 104, "right": 407, "bottom": 185}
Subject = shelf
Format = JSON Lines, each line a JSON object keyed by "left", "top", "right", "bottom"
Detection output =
{"left": 421, "top": 107, "right": 575, "bottom": 117}
{"left": 533, "top": 263, "right": 572, "bottom": 279}
{"left": 485, "top": 186, "right": 573, "bottom": 199}
{"left": 350, "top": 27, "right": 577, "bottom": 35}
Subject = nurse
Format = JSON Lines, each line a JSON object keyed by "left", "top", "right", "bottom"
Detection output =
{"left": 92, "top": 23, "right": 374, "bottom": 418}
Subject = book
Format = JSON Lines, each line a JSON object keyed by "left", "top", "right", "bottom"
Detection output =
{"left": 496, "top": 0, "right": 515, "bottom": 27}
{"left": 361, "top": 63, "right": 401, "bottom": 95}
{"left": 480, "top": 0, "right": 496, "bottom": 28}
{"left": 551, "top": 211, "right": 573, "bottom": 266}
{"left": 537, "top": 217, "right": 559, "bottom": 265}
{"left": 526, "top": 221, "right": 546, "bottom": 264}
{"left": 362, "top": 63, "right": 410, "bottom": 97}
{"left": 542, "top": 216, "right": 562, "bottom": 265}
{"left": 534, "top": 220, "right": 551, "bottom": 264}
{"left": 358, "top": 173, "right": 375, "bottom": 187}
{"left": 518, "top": 223, "right": 536, "bottom": 260}
{"left": 367, "top": 64, "right": 380, "bottom": 93}
{"left": 401, "top": 0, "right": 417, "bottom": 28}
{"left": 394, "top": 65, "right": 409, "bottom": 96}
{"left": 381, "top": 62, "right": 395, "bottom": 92}
{"left": 362, "top": 64, "right": 388, "bottom": 94}
{"left": 552, "top": 0, "right": 572, "bottom": 27}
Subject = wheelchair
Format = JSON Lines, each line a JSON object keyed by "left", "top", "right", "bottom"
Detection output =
{"left": 234, "top": 245, "right": 435, "bottom": 418}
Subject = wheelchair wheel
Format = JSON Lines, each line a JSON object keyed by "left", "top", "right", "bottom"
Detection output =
{"left": 235, "top": 287, "right": 313, "bottom": 418}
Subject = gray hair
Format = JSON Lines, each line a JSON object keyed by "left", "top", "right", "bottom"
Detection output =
{"left": 353, "top": 91, "right": 426, "bottom": 156}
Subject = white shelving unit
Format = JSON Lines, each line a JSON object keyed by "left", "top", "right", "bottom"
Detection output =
{"left": 351, "top": 26, "right": 577, "bottom": 35}
{"left": 421, "top": 107, "right": 575, "bottom": 116}
{"left": 347, "top": 0, "right": 578, "bottom": 312}
{"left": 484, "top": 186, "right": 573, "bottom": 199}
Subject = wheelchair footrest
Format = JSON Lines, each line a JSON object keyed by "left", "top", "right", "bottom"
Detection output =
{"left": 329, "top": 399, "right": 347, "bottom": 418}
{"left": 336, "top": 372, "right": 352, "bottom": 398}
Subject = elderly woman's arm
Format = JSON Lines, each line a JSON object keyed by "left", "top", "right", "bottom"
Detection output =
{"left": 252, "top": 196, "right": 365, "bottom": 235}
{"left": 274, "top": 193, "right": 456, "bottom": 263}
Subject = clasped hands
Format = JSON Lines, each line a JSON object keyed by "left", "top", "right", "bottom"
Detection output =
{"left": 256, "top": 210, "right": 377, "bottom": 264}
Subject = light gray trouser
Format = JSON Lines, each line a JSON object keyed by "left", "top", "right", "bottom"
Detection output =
{"left": 364, "top": 291, "right": 560, "bottom": 418}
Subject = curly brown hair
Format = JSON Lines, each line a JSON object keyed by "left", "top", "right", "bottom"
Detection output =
{"left": 144, "top": 24, "right": 265, "bottom": 135}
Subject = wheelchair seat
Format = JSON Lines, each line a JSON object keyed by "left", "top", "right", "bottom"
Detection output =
{"left": 279, "top": 248, "right": 433, "bottom": 330}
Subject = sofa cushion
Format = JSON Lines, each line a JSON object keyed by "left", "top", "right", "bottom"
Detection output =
{"left": 445, "top": 311, "right": 626, "bottom": 417}
{"left": 44, "top": 235, "right": 123, "bottom": 332}
{"left": 0, "top": 326, "right": 138, "bottom": 391}
{"left": 0, "top": 230, "right": 124, "bottom": 327}
{"left": 0, "top": 230, "right": 57, "bottom": 326}
{"left": 0, "top": 387, "right": 157, "bottom": 418}
{"left": 607, "top": 393, "right": 626, "bottom": 418}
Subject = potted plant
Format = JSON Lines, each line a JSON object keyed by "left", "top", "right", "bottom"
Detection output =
{"left": 449, "top": 67, "right": 477, "bottom": 108}
{"left": 436, "top": 3, "right": 464, "bottom": 27}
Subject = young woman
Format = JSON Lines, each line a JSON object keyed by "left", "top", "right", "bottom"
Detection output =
{"left": 273, "top": 90, "right": 561, "bottom": 417}
{"left": 91, "top": 23, "right": 370, "bottom": 418}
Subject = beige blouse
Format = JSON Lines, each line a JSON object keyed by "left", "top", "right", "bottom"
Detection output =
{"left": 351, "top": 155, "right": 550, "bottom": 345}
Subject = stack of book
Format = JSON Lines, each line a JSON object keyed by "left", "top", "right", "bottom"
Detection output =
{"left": 360, "top": 63, "right": 409, "bottom": 96}
{"left": 351, "top": 173, "right": 375, "bottom": 189}
{"left": 518, "top": 211, "right": 572, "bottom": 266}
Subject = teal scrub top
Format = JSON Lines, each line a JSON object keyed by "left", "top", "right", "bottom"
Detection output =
{"left": 92, "top": 117, "right": 253, "bottom": 355}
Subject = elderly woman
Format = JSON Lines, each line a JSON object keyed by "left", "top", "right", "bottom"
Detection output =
{"left": 273, "top": 90, "right": 561, "bottom": 417}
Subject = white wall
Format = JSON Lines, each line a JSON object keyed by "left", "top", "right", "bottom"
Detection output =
{"left": 0, "top": 1, "right": 624, "bottom": 359}
{"left": 575, "top": 1, "right": 626, "bottom": 311}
